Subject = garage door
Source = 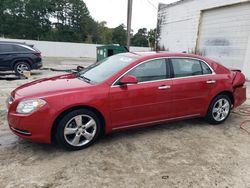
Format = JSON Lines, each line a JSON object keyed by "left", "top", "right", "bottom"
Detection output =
{"left": 197, "top": 3, "right": 250, "bottom": 69}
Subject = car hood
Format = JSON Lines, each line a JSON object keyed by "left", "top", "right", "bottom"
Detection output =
{"left": 12, "top": 74, "right": 92, "bottom": 98}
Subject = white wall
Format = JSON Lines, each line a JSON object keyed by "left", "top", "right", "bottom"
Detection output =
{"left": 0, "top": 38, "right": 150, "bottom": 58}
{"left": 243, "top": 31, "right": 250, "bottom": 79}
{"left": 158, "top": 0, "right": 250, "bottom": 79}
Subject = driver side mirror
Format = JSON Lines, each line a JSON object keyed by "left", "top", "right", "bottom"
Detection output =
{"left": 119, "top": 75, "right": 138, "bottom": 85}
{"left": 77, "top": 66, "right": 85, "bottom": 72}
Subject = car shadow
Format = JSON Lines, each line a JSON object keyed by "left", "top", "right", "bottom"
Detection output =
{"left": 3, "top": 116, "right": 237, "bottom": 154}
{"left": 31, "top": 71, "right": 43, "bottom": 76}
{"left": 0, "top": 71, "right": 16, "bottom": 76}
{"left": 101, "top": 118, "right": 209, "bottom": 143}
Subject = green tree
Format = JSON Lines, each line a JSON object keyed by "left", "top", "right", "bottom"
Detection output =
{"left": 131, "top": 28, "right": 148, "bottom": 47}
{"left": 147, "top": 29, "right": 157, "bottom": 50}
{"left": 50, "top": 0, "right": 93, "bottom": 42}
{"left": 112, "top": 24, "right": 127, "bottom": 46}
{"left": 24, "top": 0, "right": 52, "bottom": 40}
{"left": 0, "top": 0, "right": 52, "bottom": 39}
{"left": 0, "top": 0, "right": 157, "bottom": 46}
{"left": 96, "top": 21, "right": 113, "bottom": 44}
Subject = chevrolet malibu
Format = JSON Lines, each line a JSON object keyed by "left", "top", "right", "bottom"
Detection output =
{"left": 7, "top": 52, "right": 246, "bottom": 150}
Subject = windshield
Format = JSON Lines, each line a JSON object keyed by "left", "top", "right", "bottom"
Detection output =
{"left": 78, "top": 54, "right": 138, "bottom": 83}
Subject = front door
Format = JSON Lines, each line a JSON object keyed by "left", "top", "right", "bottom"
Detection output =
{"left": 109, "top": 58, "right": 173, "bottom": 129}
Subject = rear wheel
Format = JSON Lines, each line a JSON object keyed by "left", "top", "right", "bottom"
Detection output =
{"left": 206, "top": 94, "right": 231, "bottom": 124}
{"left": 14, "top": 62, "right": 31, "bottom": 75}
{"left": 55, "top": 109, "right": 101, "bottom": 150}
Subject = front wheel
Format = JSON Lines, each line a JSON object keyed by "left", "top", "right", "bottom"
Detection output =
{"left": 206, "top": 94, "right": 231, "bottom": 124}
{"left": 55, "top": 109, "right": 101, "bottom": 150}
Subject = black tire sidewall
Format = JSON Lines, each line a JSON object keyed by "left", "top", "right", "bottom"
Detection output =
{"left": 55, "top": 109, "right": 101, "bottom": 150}
{"left": 206, "top": 94, "right": 232, "bottom": 124}
{"left": 14, "top": 62, "right": 31, "bottom": 75}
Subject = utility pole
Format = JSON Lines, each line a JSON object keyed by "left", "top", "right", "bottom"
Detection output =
{"left": 127, "top": 0, "right": 133, "bottom": 50}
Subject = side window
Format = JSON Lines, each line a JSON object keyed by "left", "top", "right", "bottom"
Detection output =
{"left": 201, "top": 62, "right": 212, "bottom": 74}
{"left": 126, "top": 59, "right": 167, "bottom": 83}
{"left": 171, "top": 58, "right": 203, "bottom": 78}
{"left": 14, "top": 45, "right": 31, "bottom": 52}
{"left": 0, "top": 44, "right": 14, "bottom": 53}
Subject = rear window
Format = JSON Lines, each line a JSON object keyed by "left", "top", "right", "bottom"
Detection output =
{"left": 14, "top": 45, "right": 32, "bottom": 52}
{"left": 201, "top": 62, "right": 212, "bottom": 74}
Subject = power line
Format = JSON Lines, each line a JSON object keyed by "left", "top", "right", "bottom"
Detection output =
{"left": 146, "top": 0, "right": 158, "bottom": 10}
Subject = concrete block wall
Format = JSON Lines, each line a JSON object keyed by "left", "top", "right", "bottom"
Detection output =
{"left": 0, "top": 38, "right": 151, "bottom": 58}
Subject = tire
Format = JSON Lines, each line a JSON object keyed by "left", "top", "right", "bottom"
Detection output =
{"left": 55, "top": 109, "right": 101, "bottom": 150}
{"left": 14, "top": 62, "right": 31, "bottom": 75}
{"left": 206, "top": 94, "right": 232, "bottom": 125}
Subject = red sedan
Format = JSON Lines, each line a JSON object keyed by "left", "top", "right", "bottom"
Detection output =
{"left": 6, "top": 52, "right": 246, "bottom": 150}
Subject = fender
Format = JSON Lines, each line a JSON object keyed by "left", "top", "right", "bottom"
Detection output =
{"left": 202, "top": 75, "right": 234, "bottom": 116}
{"left": 11, "top": 57, "right": 32, "bottom": 68}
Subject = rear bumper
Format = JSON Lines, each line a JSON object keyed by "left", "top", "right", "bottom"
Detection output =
{"left": 233, "top": 86, "right": 247, "bottom": 108}
{"left": 31, "top": 61, "right": 43, "bottom": 69}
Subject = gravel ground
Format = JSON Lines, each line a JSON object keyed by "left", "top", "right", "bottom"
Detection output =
{"left": 0, "top": 57, "right": 250, "bottom": 188}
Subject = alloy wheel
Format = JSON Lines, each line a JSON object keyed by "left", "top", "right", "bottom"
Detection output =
{"left": 16, "top": 63, "right": 29, "bottom": 74}
{"left": 63, "top": 115, "right": 97, "bottom": 147}
{"left": 212, "top": 98, "right": 230, "bottom": 122}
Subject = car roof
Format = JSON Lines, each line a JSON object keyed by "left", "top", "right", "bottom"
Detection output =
{"left": 0, "top": 41, "right": 38, "bottom": 52}
{"left": 123, "top": 51, "right": 217, "bottom": 65}
{"left": 0, "top": 41, "right": 34, "bottom": 47}
{"left": 126, "top": 51, "right": 206, "bottom": 60}
{"left": 0, "top": 41, "right": 25, "bottom": 45}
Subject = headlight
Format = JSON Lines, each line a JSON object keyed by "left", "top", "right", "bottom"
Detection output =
{"left": 16, "top": 99, "right": 46, "bottom": 114}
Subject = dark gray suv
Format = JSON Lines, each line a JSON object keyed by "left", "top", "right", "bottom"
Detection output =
{"left": 0, "top": 42, "right": 42, "bottom": 75}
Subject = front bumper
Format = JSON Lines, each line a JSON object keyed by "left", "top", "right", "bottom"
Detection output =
{"left": 8, "top": 107, "right": 53, "bottom": 144}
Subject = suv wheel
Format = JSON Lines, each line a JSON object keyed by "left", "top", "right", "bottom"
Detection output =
{"left": 14, "top": 62, "right": 31, "bottom": 75}
{"left": 55, "top": 109, "right": 101, "bottom": 150}
{"left": 206, "top": 94, "right": 231, "bottom": 124}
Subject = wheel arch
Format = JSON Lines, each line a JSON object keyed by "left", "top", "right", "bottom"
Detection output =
{"left": 206, "top": 90, "right": 234, "bottom": 115}
{"left": 213, "top": 90, "right": 234, "bottom": 105}
{"left": 51, "top": 105, "right": 106, "bottom": 142}
{"left": 11, "top": 58, "right": 32, "bottom": 69}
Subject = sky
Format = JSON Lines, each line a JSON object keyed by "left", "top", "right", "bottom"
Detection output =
{"left": 84, "top": 0, "right": 178, "bottom": 33}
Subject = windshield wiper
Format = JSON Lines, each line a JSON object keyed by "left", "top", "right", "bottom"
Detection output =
{"left": 78, "top": 74, "right": 91, "bottom": 83}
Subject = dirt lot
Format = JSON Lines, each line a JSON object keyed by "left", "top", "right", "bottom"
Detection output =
{"left": 0, "top": 58, "right": 250, "bottom": 188}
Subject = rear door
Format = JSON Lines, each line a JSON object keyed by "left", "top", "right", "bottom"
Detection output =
{"left": 170, "top": 58, "right": 216, "bottom": 117}
{"left": 109, "top": 58, "right": 173, "bottom": 129}
{"left": 0, "top": 44, "right": 15, "bottom": 70}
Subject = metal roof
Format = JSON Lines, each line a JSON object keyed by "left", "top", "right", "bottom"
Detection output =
{"left": 159, "top": 0, "right": 192, "bottom": 10}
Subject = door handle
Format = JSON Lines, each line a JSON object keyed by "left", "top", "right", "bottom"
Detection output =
{"left": 158, "top": 85, "right": 171, "bottom": 90}
{"left": 206, "top": 80, "right": 216, "bottom": 84}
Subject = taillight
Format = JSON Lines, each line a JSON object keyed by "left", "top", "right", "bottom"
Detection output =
{"left": 35, "top": 52, "right": 41, "bottom": 57}
{"left": 232, "top": 71, "right": 245, "bottom": 88}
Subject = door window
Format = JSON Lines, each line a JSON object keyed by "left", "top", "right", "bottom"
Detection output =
{"left": 201, "top": 61, "right": 212, "bottom": 74}
{"left": 125, "top": 59, "right": 168, "bottom": 83}
{"left": 0, "top": 44, "right": 14, "bottom": 53}
{"left": 171, "top": 58, "right": 212, "bottom": 78}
